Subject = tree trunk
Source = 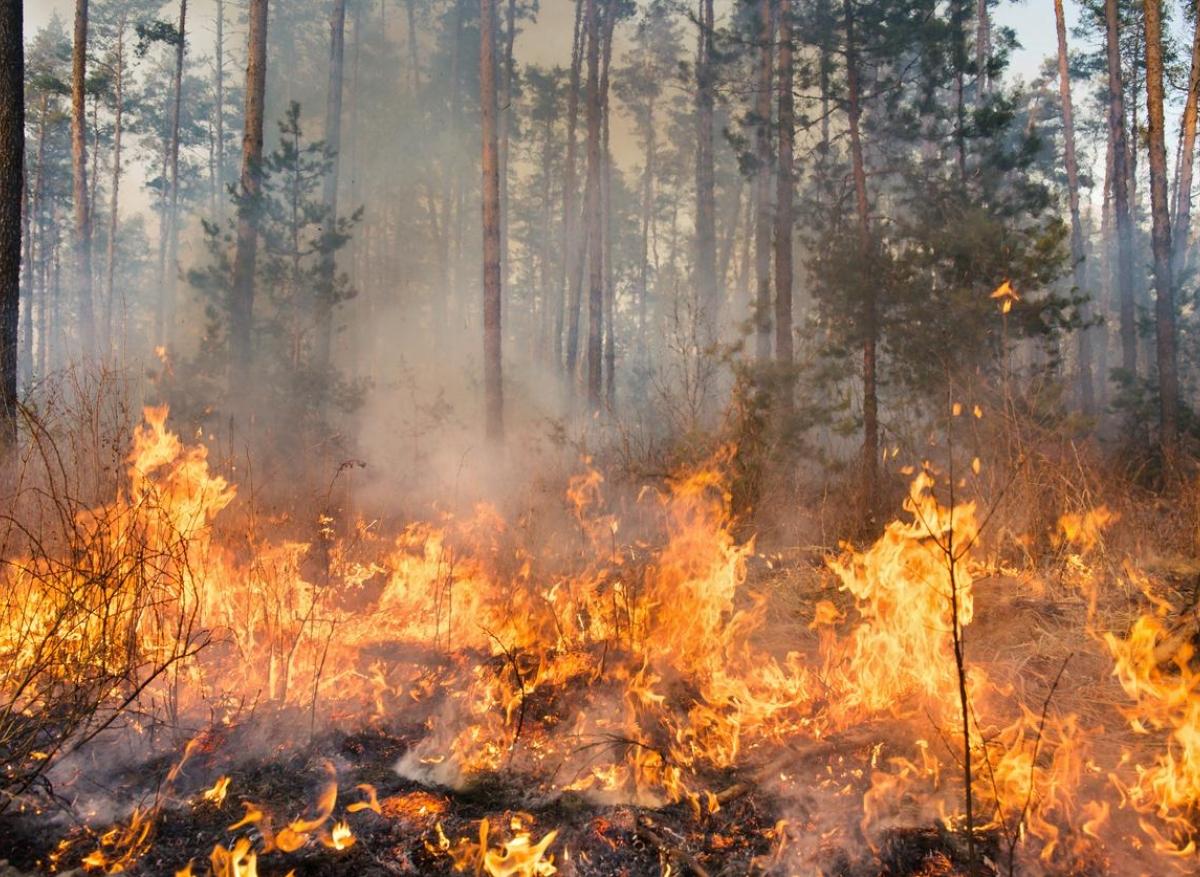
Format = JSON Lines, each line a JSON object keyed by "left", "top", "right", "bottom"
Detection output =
{"left": 162, "top": 0, "right": 187, "bottom": 349}
{"left": 317, "top": 0, "right": 348, "bottom": 373}
{"left": 774, "top": 0, "right": 794, "bottom": 368}
{"left": 0, "top": 0, "right": 21, "bottom": 451}
{"left": 104, "top": 19, "right": 126, "bottom": 354}
{"left": 600, "top": 3, "right": 615, "bottom": 409}
{"left": 1054, "top": 0, "right": 1093, "bottom": 415}
{"left": 214, "top": 0, "right": 225, "bottom": 218}
{"left": 438, "top": 0, "right": 464, "bottom": 335}
{"left": 583, "top": 0, "right": 603, "bottom": 411}
{"left": 563, "top": 0, "right": 586, "bottom": 378}
{"left": 638, "top": 93, "right": 656, "bottom": 359}
{"left": 481, "top": 0, "right": 504, "bottom": 440}
{"left": 694, "top": 0, "right": 718, "bottom": 341}
{"left": 405, "top": 0, "right": 421, "bottom": 91}
{"left": 499, "top": 0, "right": 517, "bottom": 304}
{"left": 1142, "top": 0, "right": 1178, "bottom": 465}
{"left": 70, "top": 0, "right": 96, "bottom": 357}
{"left": 845, "top": 0, "right": 877, "bottom": 515}
{"left": 1172, "top": 8, "right": 1200, "bottom": 284}
{"left": 29, "top": 95, "right": 48, "bottom": 385}
{"left": 975, "top": 0, "right": 990, "bottom": 95}
{"left": 1105, "top": 0, "right": 1137, "bottom": 378}
{"left": 753, "top": 0, "right": 773, "bottom": 362}
{"left": 230, "top": 0, "right": 269, "bottom": 394}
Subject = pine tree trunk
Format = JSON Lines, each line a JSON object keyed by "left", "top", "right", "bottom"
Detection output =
{"left": 163, "top": 0, "right": 187, "bottom": 349}
{"left": 480, "top": 0, "right": 504, "bottom": 440}
{"left": 600, "top": 4, "right": 615, "bottom": 410}
{"left": 230, "top": 0, "right": 269, "bottom": 393}
{"left": 104, "top": 20, "right": 125, "bottom": 354}
{"left": 214, "top": 0, "right": 224, "bottom": 219}
{"left": 499, "top": 0, "right": 517, "bottom": 303}
{"left": 439, "top": 0, "right": 464, "bottom": 335}
{"left": 638, "top": 93, "right": 656, "bottom": 359}
{"left": 563, "top": 0, "right": 586, "bottom": 379}
{"left": 1105, "top": 0, "right": 1137, "bottom": 378}
{"left": 1054, "top": 0, "right": 1093, "bottom": 415}
{"left": 405, "top": 0, "right": 421, "bottom": 91}
{"left": 0, "top": 0, "right": 21, "bottom": 451}
{"left": 70, "top": 0, "right": 96, "bottom": 357}
{"left": 774, "top": 0, "right": 794, "bottom": 368}
{"left": 845, "top": 0, "right": 877, "bottom": 515}
{"left": 694, "top": 0, "right": 718, "bottom": 342}
{"left": 975, "top": 0, "right": 990, "bottom": 95}
{"left": 29, "top": 95, "right": 47, "bottom": 384}
{"left": 583, "top": 0, "right": 603, "bottom": 411}
{"left": 753, "top": 0, "right": 773, "bottom": 362}
{"left": 1142, "top": 0, "right": 1178, "bottom": 465}
{"left": 317, "top": 0, "right": 347, "bottom": 373}
{"left": 1172, "top": 9, "right": 1200, "bottom": 284}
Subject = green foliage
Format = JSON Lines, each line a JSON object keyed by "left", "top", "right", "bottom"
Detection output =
{"left": 187, "top": 102, "right": 364, "bottom": 459}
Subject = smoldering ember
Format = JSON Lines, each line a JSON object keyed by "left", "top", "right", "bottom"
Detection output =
{"left": 1, "top": 0, "right": 1200, "bottom": 875}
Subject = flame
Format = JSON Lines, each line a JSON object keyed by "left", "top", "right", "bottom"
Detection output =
{"left": 201, "top": 776, "right": 231, "bottom": 807}
{"left": 6, "top": 407, "right": 1195, "bottom": 869}
{"left": 437, "top": 817, "right": 558, "bottom": 877}
{"left": 321, "top": 821, "right": 356, "bottom": 850}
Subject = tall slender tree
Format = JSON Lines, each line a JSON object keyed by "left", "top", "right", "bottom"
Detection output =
{"left": 1054, "top": 0, "right": 1093, "bottom": 414}
{"left": 0, "top": 0, "right": 21, "bottom": 450}
{"left": 1106, "top": 0, "right": 1136, "bottom": 378}
{"left": 71, "top": 0, "right": 96, "bottom": 356}
{"left": 230, "top": 0, "right": 269, "bottom": 394}
{"left": 694, "top": 0, "right": 717, "bottom": 340}
{"left": 160, "top": 0, "right": 188, "bottom": 348}
{"left": 481, "top": 0, "right": 504, "bottom": 438}
{"left": 1172, "top": 8, "right": 1200, "bottom": 284}
{"left": 1142, "top": 0, "right": 1178, "bottom": 465}
{"left": 584, "top": 0, "right": 603, "bottom": 410}
{"left": 753, "top": 0, "right": 773, "bottom": 361}
{"left": 317, "top": 0, "right": 348, "bottom": 372}
{"left": 774, "top": 0, "right": 793, "bottom": 368}
{"left": 844, "top": 0, "right": 877, "bottom": 515}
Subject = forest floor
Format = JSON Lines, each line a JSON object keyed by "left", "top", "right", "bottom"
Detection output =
{"left": 0, "top": 543, "right": 1180, "bottom": 877}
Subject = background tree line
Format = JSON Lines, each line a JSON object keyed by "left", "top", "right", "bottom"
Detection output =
{"left": 0, "top": 0, "right": 1196, "bottom": 511}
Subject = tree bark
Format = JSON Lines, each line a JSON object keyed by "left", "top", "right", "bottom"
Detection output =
{"left": 0, "top": 0, "right": 21, "bottom": 451}
{"left": 1105, "top": 0, "right": 1136, "bottom": 377}
{"left": 584, "top": 0, "right": 603, "bottom": 411}
{"left": 774, "top": 0, "right": 794, "bottom": 368}
{"left": 563, "top": 0, "right": 586, "bottom": 378}
{"left": 214, "top": 0, "right": 225, "bottom": 218}
{"left": 1054, "top": 0, "right": 1093, "bottom": 414}
{"left": 230, "top": 0, "right": 269, "bottom": 393}
{"left": 71, "top": 0, "right": 96, "bottom": 357}
{"left": 637, "top": 91, "right": 656, "bottom": 359}
{"left": 845, "top": 0, "right": 877, "bottom": 515}
{"left": 1142, "top": 0, "right": 1178, "bottom": 465}
{"left": 753, "top": 0, "right": 773, "bottom": 362}
{"left": 694, "top": 0, "right": 718, "bottom": 342}
{"left": 439, "top": 0, "right": 464, "bottom": 334}
{"left": 104, "top": 17, "right": 126, "bottom": 354}
{"left": 481, "top": 0, "right": 504, "bottom": 440}
{"left": 1172, "top": 8, "right": 1200, "bottom": 285}
{"left": 499, "top": 0, "right": 517, "bottom": 304}
{"left": 161, "top": 0, "right": 187, "bottom": 349}
{"left": 975, "top": 0, "right": 990, "bottom": 94}
{"left": 600, "top": 4, "right": 615, "bottom": 410}
{"left": 317, "top": 0, "right": 348, "bottom": 373}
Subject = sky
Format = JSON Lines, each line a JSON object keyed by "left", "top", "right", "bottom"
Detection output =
{"left": 26, "top": 0, "right": 1067, "bottom": 79}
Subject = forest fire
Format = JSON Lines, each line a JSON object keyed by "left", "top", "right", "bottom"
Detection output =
{"left": 3, "top": 0, "right": 1200, "bottom": 870}
{"left": 0, "top": 406, "right": 1193, "bottom": 876}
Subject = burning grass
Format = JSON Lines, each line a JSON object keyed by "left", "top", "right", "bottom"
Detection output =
{"left": 0, "top": 406, "right": 1198, "bottom": 875}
